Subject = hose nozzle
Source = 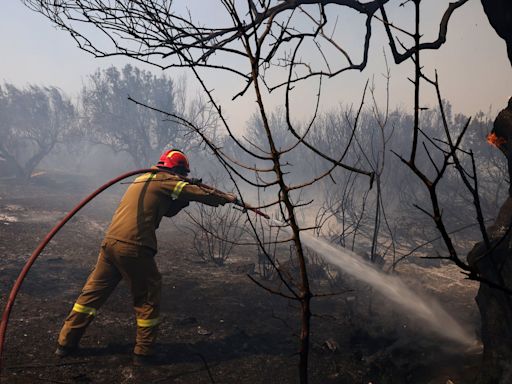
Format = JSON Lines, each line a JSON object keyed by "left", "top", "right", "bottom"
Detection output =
{"left": 232, "top": 198, "right": 269, "bottom": 219}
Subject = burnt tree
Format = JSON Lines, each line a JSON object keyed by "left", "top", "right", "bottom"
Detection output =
{"left": 467, "top": 98, "right": 512, "bottom": 384}
{"left": 0, "top": 84, "right": 75, "bottom": 179}
{"left": 81, "top": 64, "right": 185, "bottom": 167}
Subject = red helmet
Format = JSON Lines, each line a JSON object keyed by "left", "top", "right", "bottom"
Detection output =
{"left": 157, "top": 150, "right": 190, "bottom": 174}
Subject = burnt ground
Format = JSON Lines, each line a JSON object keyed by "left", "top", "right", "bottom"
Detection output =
{"left": 0, "top": 172, "right": 483, "bottom": 384}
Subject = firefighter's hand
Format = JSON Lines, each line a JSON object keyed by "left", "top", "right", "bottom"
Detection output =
{"left": 215, "top": 193, "right": 237, "bottom": 206}
{"left": 224, "top": 193, "right": 238, "bottom": 204}
{"left": 204, "top": 193, "right": 236, "bottom": 207}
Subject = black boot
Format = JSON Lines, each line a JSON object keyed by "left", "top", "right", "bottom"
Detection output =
{"left": 132, "top": 353, "right": 167, "bottom": 366}
{"left": 55, "top": 344, "right": 77, "bottom": 358}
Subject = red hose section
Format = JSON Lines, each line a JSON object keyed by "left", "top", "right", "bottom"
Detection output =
{"left": 0, "top": 168, "right": 156, "bottom": 372}
{"left": 250, "top": 208, "right": 270, "bottom": 220}
{"left": 0, "top": 167, "right": 270, "bottom": 372}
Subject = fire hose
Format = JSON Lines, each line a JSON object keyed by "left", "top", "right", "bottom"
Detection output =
{"left": 0, "top": 168, "right": 268, "bottom": 371}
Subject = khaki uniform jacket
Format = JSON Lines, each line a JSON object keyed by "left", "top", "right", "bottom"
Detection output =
{"left": 104, "top": 168, "right": 230, "bottom": 251}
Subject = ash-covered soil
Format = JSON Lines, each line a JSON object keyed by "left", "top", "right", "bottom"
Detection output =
{"left": 0, "top": 173, "right": 482, "bottom": 383}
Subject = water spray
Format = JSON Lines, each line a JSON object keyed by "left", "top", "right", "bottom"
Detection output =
{"left": 0, "top": 168, "right": 266, "bottom": 372}
{"left": 269, "top": 218, "right": 476, "bottom": 347}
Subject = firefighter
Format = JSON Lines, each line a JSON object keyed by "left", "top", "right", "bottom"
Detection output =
{"left": 54, "top": 149, "right": 236, "bottom": 365}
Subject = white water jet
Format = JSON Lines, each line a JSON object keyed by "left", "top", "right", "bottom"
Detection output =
{"left": 274, "top": 220, "right": 476, "bottom": 346}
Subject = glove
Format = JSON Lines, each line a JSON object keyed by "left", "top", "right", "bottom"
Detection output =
{"left": 224, "top": 193, "right": 238, "bottom": 204}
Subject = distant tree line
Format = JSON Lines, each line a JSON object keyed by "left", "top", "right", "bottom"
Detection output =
{"left": 0, "top": 66, "right": 503, "bottom": 263}
{"left": 0, "top": 64, "right": 214, "bottom": 179}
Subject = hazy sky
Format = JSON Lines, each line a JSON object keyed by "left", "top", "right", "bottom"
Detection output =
{"left": 1, "top": 1, "right": 510, "bottom": 129}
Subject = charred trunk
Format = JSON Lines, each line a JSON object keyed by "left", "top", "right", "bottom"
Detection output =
{"left": 299, "top": 296, "right": 311, "bottom": 384}
{"left": 468, "top": 197, "right": 512, "bottom": 384}
{"left": 0, "top": 150, "right": 27, "bottom": 180}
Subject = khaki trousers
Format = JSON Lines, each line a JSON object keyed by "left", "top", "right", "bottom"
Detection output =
{"left": 58, "top": 238, "right": 161, "bottom": 355}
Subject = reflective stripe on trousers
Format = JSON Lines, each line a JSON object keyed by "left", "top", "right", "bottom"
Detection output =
{"left": 137, "top": 317, "right": 160, "bottom": 327}
{"left": 72, "top": 303, "right": 97, "bottom": 316}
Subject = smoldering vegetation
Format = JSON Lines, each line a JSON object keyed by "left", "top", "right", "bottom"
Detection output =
{"left": 0, "top": 64, "right": 503, "bottom": 382}
{"left": 0, "top": 65, "right": 506, "bottom": 301}
{"left": 1, "top": 66, "right": 504, "bottom": 264}
{"left": 1, "top": 67, "right": 506, "bottom": 287}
